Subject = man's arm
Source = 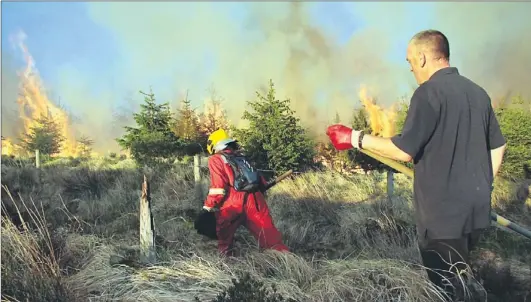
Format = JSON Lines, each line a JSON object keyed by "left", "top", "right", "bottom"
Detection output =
{"left": 359, "top": 85, "right": 438, "bottom": 163}
{"left": 491, "top": 144, "right": 506, "bottom": 177}
{"left": 487, "top": 103, "right": 507, "bottom": 178}
{"left": 357, "top": 135, "right": 413, "bottom": 162}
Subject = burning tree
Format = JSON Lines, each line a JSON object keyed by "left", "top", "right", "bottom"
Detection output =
{"left": 20, "top": 114, "right": 65, "bottom": 156}
{"left": 172, "top": 95, "right": 205, "bottom": 155}
{"left": 347, "top": 108, "right": 387, "bottom": 173}
{"left": 77, "top": 136, "right": 94, "bottom": 159}
{"left": 173, "top": 96, "right": 201, "bottom": 142}
{"left": 13, "top": 31, "right": 79, "bottom": 157}
{"left": 198, "top": 92, "right": 231, "bottom": 135}
{"left": 358, "top": 87, "right": 397, "bottom": 138}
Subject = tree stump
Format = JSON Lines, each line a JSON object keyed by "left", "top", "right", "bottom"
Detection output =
{"left": 139, "top": 175, "right": 156, "bottom": 264}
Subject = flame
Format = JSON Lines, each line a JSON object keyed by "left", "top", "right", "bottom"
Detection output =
{"left": 358, "top": 86, "right": 397, "bottom": 138}
{"left": 1, "top": 138, "right": 18, "bottom": 156}
{"left": 9, "top": 31, "right": 81, "bottom": 157}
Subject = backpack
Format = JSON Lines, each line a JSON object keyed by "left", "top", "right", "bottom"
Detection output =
{"left": 221, "top": 152, "right": 261, "bottom": 192}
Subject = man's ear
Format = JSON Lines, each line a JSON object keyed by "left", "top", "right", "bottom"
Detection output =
{"left": 419, "top": 52, "right": 426, "bottom": 68}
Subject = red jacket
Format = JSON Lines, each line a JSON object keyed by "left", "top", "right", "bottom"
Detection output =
{"left": 204, "top": 150, "right": 267, "bottom": 209}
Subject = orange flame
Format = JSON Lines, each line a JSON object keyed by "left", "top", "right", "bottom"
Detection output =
{"left": 1, "top": 138, "right": 18, "bottom": 156}
{"left": 358, "top": 87, "right": 397, "bottom": 138}
{"left": 8, "top": 31, "right": 81, "bottom": 157}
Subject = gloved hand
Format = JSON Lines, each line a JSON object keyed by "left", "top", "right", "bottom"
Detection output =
{"left": 326, "top": 124, "right": 362, "bottom": 151}
{"left": 202, "top": 206, "right": 216, "bottom": 212}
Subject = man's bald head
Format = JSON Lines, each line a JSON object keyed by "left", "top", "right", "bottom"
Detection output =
{"left": 409, "top": 30, "right": 450, "bottom": 62}
{"left": 406, "top": 30, "right": 451, "bottom": 85}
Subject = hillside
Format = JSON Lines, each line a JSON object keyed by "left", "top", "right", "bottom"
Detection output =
{"left": 2, "top": 160, "right": 530, "bottom": 302}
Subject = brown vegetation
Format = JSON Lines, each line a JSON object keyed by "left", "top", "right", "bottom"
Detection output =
{"left": 1, "top": 161, "right": 530, "bottom": 301}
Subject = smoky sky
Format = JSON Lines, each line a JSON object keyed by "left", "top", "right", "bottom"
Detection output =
{"left": 2, "top": 2, "right": 530, "bottom": 152}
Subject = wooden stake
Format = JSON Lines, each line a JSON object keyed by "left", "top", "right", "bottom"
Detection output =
{"left": 35, "top": 149, "right": 40, "bottom": 168}
{"left": 387, "top": 170, "right": 394, "bottom": 200}
{"left": 194, "top": 154, "right": 201, "bottom": 182}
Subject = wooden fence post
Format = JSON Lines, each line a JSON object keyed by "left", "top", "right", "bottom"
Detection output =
{"left": 139, "top": 175, "right": 156, "bottom": 264}
{"left": 387, "top": 170, "right": 394, "bottom": 200}
{"left": 35, "top": 149, "right": 40, "bottom": 168}
{"left": 194, "top": 154, "right": 201, "bottom": 183}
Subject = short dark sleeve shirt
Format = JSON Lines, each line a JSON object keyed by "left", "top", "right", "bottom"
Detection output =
{"left": 391, "top": 67, "right": 506, "bottom": 240}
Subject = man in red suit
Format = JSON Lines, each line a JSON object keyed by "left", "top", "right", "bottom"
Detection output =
{"left": 203, "top": 128, "right": 289, "bottom": 256}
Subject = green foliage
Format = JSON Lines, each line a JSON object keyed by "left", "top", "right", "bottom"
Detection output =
{"left": 348, "top": 108, "right": 388, "bottom": 173}
{"left": 20, "top": 114, "right": 65, "bottom": 156}
{"left": 494, "top": 96, "right": 531, "bottom": 179}
{"left": 116, "top": 89, "right": 185, "bottom": 167}
{"left": 394, "top": 100, "right": 409, "bottom": 134}
{"left": 233, "top": 80, "right": 316, "bottom": 175}
{"left": 195, "top": 272, "right": 294, "bottom": 302}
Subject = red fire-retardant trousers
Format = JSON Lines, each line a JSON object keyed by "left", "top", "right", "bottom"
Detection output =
{"left": 214, "top": 191, "right": 289, "bottom": 256}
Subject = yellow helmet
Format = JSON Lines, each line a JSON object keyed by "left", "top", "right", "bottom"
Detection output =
{"left": 207, "top": 128, "right": 236, "bottom": 155}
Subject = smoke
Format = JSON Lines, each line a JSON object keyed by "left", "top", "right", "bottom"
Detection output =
{"left": 86, "top": 2, "right": 415, "bottom": 137}
{"left": 430, "top": 3, "right": 531, "bottom": 100}
{"left": 3, "top": 2, "right": 530, "bottom": 152}
{"left": 51, "top": 64, "right": 138, "bottom": 153}
{"left": 1, "top": 52, "right": 23, "bottom": 139}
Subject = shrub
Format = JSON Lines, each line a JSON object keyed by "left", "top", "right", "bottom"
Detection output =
{"left": 494, "top": 97, "right": 531, "bottom": 179}
{"left": 116, "top": 89, "right": 185, "bottom": 168}
{"left": 196, "top": 272, "right": 295, "bottom": 302}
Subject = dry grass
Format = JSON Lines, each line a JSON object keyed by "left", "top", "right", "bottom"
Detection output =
{"left": 1, "top": 160, "right": 531, "bottom": 301}
{"left": 1, "top": 193, "right": 76, "bottom": 301}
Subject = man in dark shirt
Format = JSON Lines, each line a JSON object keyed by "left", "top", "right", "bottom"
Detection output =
{"left": 327, "top": 29, "right": 506, "bottom": 295}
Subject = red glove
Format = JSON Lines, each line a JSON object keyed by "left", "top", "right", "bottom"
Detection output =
{"left": 326, "top": 124, "right": 354, "bottom": 151}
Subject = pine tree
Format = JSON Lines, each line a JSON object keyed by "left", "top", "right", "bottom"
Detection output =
{"left": 77, "top": 136, "right": 94, "bottom": 158}
{"left": 20, "top": 114, "right": 65, "bottom": 156}
{"left": 116, "top": 89, "right": 184, "bottom": 167}
{"left": 233, "top": 80, "right": 316, "bottom": 175}
{"left": 173, "top": 96, "right": 201, "bottom": 142}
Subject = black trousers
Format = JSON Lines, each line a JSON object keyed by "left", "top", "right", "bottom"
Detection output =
{"left": 418, "top": 229, "right": 483, "bottom": 298}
